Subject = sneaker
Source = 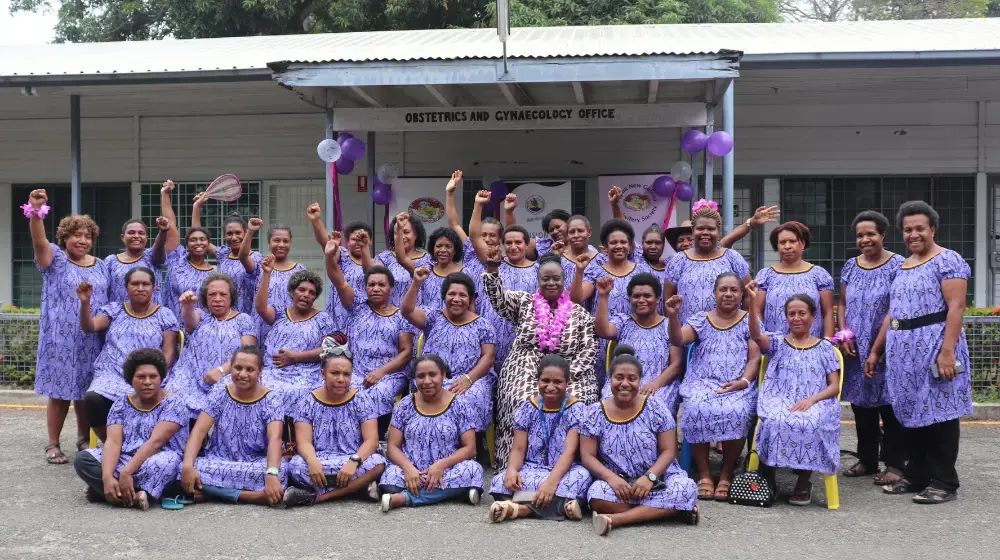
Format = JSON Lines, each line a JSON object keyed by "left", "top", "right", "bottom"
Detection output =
{"left": 467, "top": 488, "right": 481, "bottom": 506}
{"left": 788, "top": 483, "right": 812, "bottom": 506}
{"left": 380, "top": 493, "right": 392, "bottom": 513}
{"left": 367, "top": 481, "right": 380, "bottom": 501}
{"left": 282, "top": 487, "right": 317, "bottom": 508}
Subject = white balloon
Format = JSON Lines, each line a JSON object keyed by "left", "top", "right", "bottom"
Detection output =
{"left": 670, "top": 161, "right": 693, "bottom": 182}
{"left": 317, "top": 139, "right": 342, "bottom": 163}
{"left": 377, "top": 163, "right": 399, "bottom": 184}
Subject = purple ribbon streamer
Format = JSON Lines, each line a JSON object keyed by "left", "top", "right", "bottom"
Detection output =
{"left": 331, "top": 162, "right": 343, "bottom": 232}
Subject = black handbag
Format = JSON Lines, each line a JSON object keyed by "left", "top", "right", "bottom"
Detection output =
{"left": 728, "top": 470, "right": 775, "bottom": 508}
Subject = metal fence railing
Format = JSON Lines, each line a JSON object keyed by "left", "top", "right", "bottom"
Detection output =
{"left": 1, "top": 313, "right": 999, "bottom": 398}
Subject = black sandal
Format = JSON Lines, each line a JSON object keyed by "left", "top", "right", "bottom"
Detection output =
{"left": 76, "top": 438, "right": 89, "bottom": 452}
{"left": 881, "top": 478, "right": 919, "bottom": 495}
{"left": 873, "top": 467, "right": 904, "bottom": 486}
{"left": 912, "top": 487, "right": 957, "bottom": 504}
{"left": 682, "top": 505, "right": 699, "bottom": 526}
{"left": 842, "top": 461, "right": 870, "bottom": 477}
{"left": 45, "top": 444, "right": 68, "bottom": 465}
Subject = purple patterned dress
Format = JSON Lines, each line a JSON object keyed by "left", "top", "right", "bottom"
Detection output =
{"left": 488, "top": 259, "right": 539, "bottom": 368}
{"left": 261, "top": 308, "right": 336, "bottom": 408}
{"left": 253, "top": 262, "right": 307, "bottom": 341}
{"left": 885, "top": 250, "right": 973, "bottom": 428}
{"left": 535, "top": 237, "right": 597, "bottom": 260}
{"left": 194, "top": 384, "right": 288, "bottom": 490}
{"left": 34, "top": 245, "right": 110, "bottom": 400}
{"left": 345, "top": 302, "right": 412, "bottom": 416}
{"left": 163, "top": 247, "right": 217, "bottom": 320}
{"left": 379, "top": 395, "right": 484, "bottom": 491}
{"left": 165, "top": 311, "right": 256, "bottom": 413}
{"left": 840, "top": 254, "right": 904, "bottom": 407}
{"left": 375, "top": 250, "right": 434, "bottom": 307}
{"left": 581, "top": 397, "right": 697, "bottom": 511}
{"left": 105, "top": 249, "right": 164, "bottom": 305}
{"left": 680, "top": 312, "right": 757, "bottom": 443}
{"left": 88, "top": 303, "right": 180, "bottom": 401}
{"left": 325, "top": 251, "right": 365, "bottom": 332}
{"left": 416, "top": 308, "right": 496, "bottom": 431}
{"left": 603, "top": 315, "right": 680, "bottom": 415}
{"left": 461, "top": 239, "right": 487, "bottom": 314}
{"left": 489, "top": 398, "right": 592, "bottom": 500}
{"left": 587, "top": 261, "right": 655, "bottom": 384}
{"left": 665, "top": 249, "right": 750, "bottom": 326}
{"left": 416, "top": 265, "right": 478, "bottom": 309}
{"left": 215, "top": 247, "right": 263, "bottom": 315}
{"left": 755, "top": 265, "right": 834, "bottom": 338}
{"left": 289, "top": 390, "right": 387, "bottom": 492}
{"left": 756, "top": 335, "right": 841, "bottom": 475}
{"left": 85, "top": 393, "right": 190, "bottom": 499}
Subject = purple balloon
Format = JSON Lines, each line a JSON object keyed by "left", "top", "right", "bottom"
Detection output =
{"left": 341, "top": 137, "right": 367, "bottom": 161}
{"left": 676, "top": 182, "right": 694, "bottom": 202}
{"left": 681, "top": 129, "right": 708, "bottom": 154}
{"left": 706, "top": 131, "right": 734, "bottom": 157}
{"left": 652, "top": 175, "right": 676, "bottom": 198}
{"left": 372, "top": 182, "right": 392, "bottom": 205}
{"left": 335, "top": 157, "right": 355, "bottom": 175}
{"left": 336, "top": 132, "right": 354, "bottom": 144}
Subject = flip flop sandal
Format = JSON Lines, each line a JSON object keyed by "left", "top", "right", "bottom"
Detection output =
{"left": 842, "top": 461, "right": 870, "bottom": 477}
{"left": 882, "top": 479, "right": 919, "bottom": 495}
{"left": 592, "top": 512, "right": 613, "bottom": 536}
{"left": 788, "top": 483, "right": 813, "bottom": 506}
{"left": 697, "top": 479, "right": 715, "bottom": 500}
{"left": 682, "top": 505, "right": 699, "bottom": 526}
{"left": 76, "top": 438, "right": 89, "bottom": 452}
{"left": 564, "top": 499, "right": 583, "bottom": 521}
{"left": 912, "top": 487, "right": 957, "bottom": 504}
{"left": 45, "top": 444, "right": 68, "bottom": 465}
{"left": 161, "top": 497, "right": 186, "bottom": 510}
{"left": 873, "top": 467, "right": 904, "bottom": 486}
{"left": 489, "top": 500, "right": 519, "bottom": 523}
{"left": 714, "top": 482, "right": 731, "bottom": 502}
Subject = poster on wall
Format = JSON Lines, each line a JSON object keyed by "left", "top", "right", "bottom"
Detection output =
{"left": 387, "top": 177, "right": 458, "bottom": 231}
{"left": 507, "top": 180, "right": 573, "bottom": 239}
{"left": 598, "top": 174, "right": 679, "bottom": 257}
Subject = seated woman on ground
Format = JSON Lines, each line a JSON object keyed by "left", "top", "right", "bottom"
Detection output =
{"left": 746, "top": 284, "right": 842, "bottom": 506}
{"left": 181, "top": 345, "right": 287, "bottom": 506}
{"left": 581, "top": 345, "right": 699, "bottom": 536}
{"left": 489, "top": 354, "right": 592, "bottom": 523}
{"left": 283, "top": 339, "right": 387, "bottom": 507}
{"left": 73, "top": 348, "right": 190, "bottom": 511}
{"left": 378, "top": 355, "right": 484, "bottom": 512}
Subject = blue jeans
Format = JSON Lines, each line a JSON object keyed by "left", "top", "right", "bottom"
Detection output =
{"left": 380, "top": 485, "right": 467, "bottom": 507}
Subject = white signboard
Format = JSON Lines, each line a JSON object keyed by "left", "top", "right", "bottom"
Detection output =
{"left": 508, "top": 180, "right": 573, "bottom": 239}
{"left": 598, "top": 174, "right": 679, "bottom": 257}
{"left": 332, "top": 103, "right": 707, "bottom": 132}
{"left": 387, "top": 177, "right": 458, "bottom": 232}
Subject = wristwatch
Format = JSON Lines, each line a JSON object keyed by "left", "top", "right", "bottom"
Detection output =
{"left": 349, "top": 454, "right": 362, "bottom": 464}
{"left": 645, "top": 471, "right": 658, "bottom": 483}
{"left": 744, "top": 218, "right": 754, "bottom": 229}
{"left": 266, "top": 467, "right": 280, "bottom": 477}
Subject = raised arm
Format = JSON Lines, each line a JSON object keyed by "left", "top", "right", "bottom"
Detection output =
{"left": 745, "top": 280, "right": 769, "bottom": 353}
{"left": 26, "top": 189, "right": 54, "bottom": 269}
{"left": 608, "top": 186, "right": 624, "bottom": 219}
{"left": 150, "top": 216, "right": 170, "bottom": 266}
{"left": 77, "top": 282, "right": 109, "bottom": 333}
{"left": 468, "top": 190, "right": 493, "bottom": 264}
{"left": 393, "top": 214, "right": 416, "bottom": 275}
{"left": 593, "top": 277, "right": 618, "bottom": 340}
{"left": 569, "top": 253, "right": 595, "bottom": 305}
{"left": 191, "top": 192, "right": 217, "bottom": 258}
{"left": 482, "top": 245, "right": 528, "bottom": 324}
{"left": 239, "top": 218, "right": 262, "bottom": 274}
{"left": 720, "top": 205, "right": 779, "bottom": 249}
{"left": 306, "top": 202, "right": 329, "bottom": 247}
{"left": 325, "top": 233, "right": 356, "bottom": 311}
{"left": 664, "top": 295, "right": 696, "bottom": 346}
{"left": 255, "top": 255, "right": 278, "bottom": 325}
{"left": 357, "top": 229, "right": 376, "bottom": 273}
{"left": 504, "top": 192, "right": 539, "bottom": 261}
{"left": 444, "top": 170, "right": 467, "bottom": 243}
{"left": 160, "top": 181, "right": 180, "bottom": 254}
{"left": 401, "top": 266, "right": 429, "bottom": 330}
{"left": 179, "top": 291, "right": 200, "bottom": 333}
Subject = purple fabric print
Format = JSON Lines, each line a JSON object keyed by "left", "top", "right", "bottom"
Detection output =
{"left": 580, "top": 397, "right": 697, "bottom": 511}
{"left": 461, "top": 238, "right": 486, "bottom": 313}
{"left": 534, "top": 238, "right": 597, "bottom": 261}
{"left": 85, "top": 393, "right": 191, "bottom": 499}
{"left": 88, "top": 303, "right": 180, "bottom": 401}
{"left": 375, "top": 250, "right": 433, "bottom": 307}
{"left": 416, "top": 308, "right": 497, "bottom": 431}
{"left": 665, "top": 249, "right": 749, "bottom": 326}
{"left": 252, "top": 262, "right": 307, "bottom": 341}
{"left": 163, "top": 246, "right": 217, "bottom": 320}
{"left": 215, "top": 246, "right": 263, "bottom": 315}
{"left": 165, "top": 311, "right": 256, "bottom": 413}
{"left": 415, "top": 265, "right": 480, "bottom": 309}
{"left": 105, "top": 248, "right": 164, "bottom": 305}
{"left": 587, "top": 261, "right": 655, "bottom": 384}
{"left": 485, "top": 259, "right": 539, "bottom": 367}
{"left": 34, "top": 244, "right": 110, "bottom": 400}
{"left": 325, "top": 251, "right": 366, "bottom": 332}
{"left": 756, "top": 335, "right": 841, "bottom": 475}
{"left": 345, "top": 302, "right": 411, "bottom": 416}
{"left": 680, "top": 312, "right": 757, "bottom": 443}
{"left": 194, "top": 384, "right": 289, "bottom": 491}
{"left": 379, "top": 395, "right": 484, "bottom": 491}
{"left": 489, "top": 399, "right": 592, "bottom": 500}
{"left": 603, "top": 314, "right": 680, "bottom": 415}
{"left": 885, "top": 250, "right": 973, "bottom": 428}
{"left": 261, "top": 308, "right": 336, "bottom": 408}
{"left": 840, "top": 254, "right": 904, "bottom": 408}
{"left": 288, "top": 390, "right": 387, "bottom": 493}
{"left": 755, "top": 265, "right": 834, "bottom": 339}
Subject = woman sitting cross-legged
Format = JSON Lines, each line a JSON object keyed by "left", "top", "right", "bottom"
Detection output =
{"left": 746, "top": 283, "right": 842, "bottom": 506}
{"left": 283, "top": 339, "right": 387, "bottom": 507}
{"left": 378, "top": 355, "right": 484, "bottom": 512}
{"left": 581, "top": 345, "right": 699, "bottom": 536}
{"left": 181, "top": 345, "right": 287, "bottom": 506}
{"left": 488, "top": 354, "right": 592, "bottom": 523}
{"left": 73, "top": 348, "right": 190, "bottom": 511}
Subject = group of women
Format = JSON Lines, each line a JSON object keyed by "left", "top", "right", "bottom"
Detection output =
{"left": 25, "top": 170, "right": 972, "bottom": 533}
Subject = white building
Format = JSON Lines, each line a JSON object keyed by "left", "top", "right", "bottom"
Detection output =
{"left": 1, "top": 19, "right": 998, "bottom": 308}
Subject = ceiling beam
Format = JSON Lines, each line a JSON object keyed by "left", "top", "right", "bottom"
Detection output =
{"left": 498, "top": 82, "right": 533, "bottom": 106}
{"left": 424, "top": 84, "right": 457, "bottom": 107}
{"left": 349, "top": 86, "right": 384, "bottom": 108}
{"left": 647, "top": 80, "right": 659, "bottom": 104}
{"left": 572, "top": 81, "right": 586, "bottom": 104}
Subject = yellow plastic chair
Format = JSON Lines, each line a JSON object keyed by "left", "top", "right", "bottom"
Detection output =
{"left": 747, "top": 347, "right": 846, "bottom": 510}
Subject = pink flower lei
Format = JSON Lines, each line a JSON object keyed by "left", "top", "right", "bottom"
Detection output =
{"left": 533, "top": 290, "right": 572, "bottom": 352}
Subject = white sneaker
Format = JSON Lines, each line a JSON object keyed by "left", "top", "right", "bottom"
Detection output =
{"left": 380, "top": 493, "right": 392, "bottom": 513}
{"left": 468, "top": 488, "right": 481, "bottom": 505}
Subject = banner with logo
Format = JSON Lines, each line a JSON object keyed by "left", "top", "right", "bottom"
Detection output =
{"left": 598, "top": 174, "right": 678, "bottom": 255}
{"left": 388, "top": 178, "right": 456, "bottom": 231}
{"left": 507, "top": 180, "right": 573, "bottom": 239}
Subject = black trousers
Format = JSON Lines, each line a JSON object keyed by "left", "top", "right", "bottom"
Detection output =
{"left": 852, "top": 404, "right": 905, "bottom": 471}
{"left": 902, "top": 418, "right": 961, "bottom": 492}
{"left": 83, "top": 392, "right": 115, "bottom": 429}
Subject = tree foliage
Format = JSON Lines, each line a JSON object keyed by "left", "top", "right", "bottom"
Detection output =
{"left": 780, "top": 0, "right": 997, "bottom": 20}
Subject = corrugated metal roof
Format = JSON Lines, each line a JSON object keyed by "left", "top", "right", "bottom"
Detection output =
{"left": 2, "top": 19, "right": 999, "bottom": 80}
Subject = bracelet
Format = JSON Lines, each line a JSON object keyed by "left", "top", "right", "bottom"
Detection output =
{"left": 741, "top": 378, "right": 751, "bottom": 388}
{"left": 744, "top": 218, "right": 754, "bottom": 229}
{"left": 464, "top": 374, "right": 473, "bottom": 385}
{"left": 21, "top": 203, "right": 50, "bottom": 219}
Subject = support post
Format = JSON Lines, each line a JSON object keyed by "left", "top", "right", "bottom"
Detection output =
{"left": 366, "top": 131, "right": 376, "bottom": 254}
{"left": 722, "top": 81, "right": 735, "bottom": 233}
{"left": 704, "top": 104, "right": 715, "bottom": 201}
{"left": 70, "top": 95, "right": 81, "bottom": 214}
{"left": 325, "top": 109, "right": 334, "bottom": 233}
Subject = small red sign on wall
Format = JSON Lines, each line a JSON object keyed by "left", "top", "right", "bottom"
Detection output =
{"left": 357, "top": 176, "right": 368, "bottom": 193}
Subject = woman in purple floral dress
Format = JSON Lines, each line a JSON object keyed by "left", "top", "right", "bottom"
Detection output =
{"left": 104, "top": 218, "right": 171, "bottom": 306}
{"left": 581, "top": 346, "right": 698, "bottom": 536}
{"left": 372, "top": 213, "right": 432, "bottom": 307}
{"left": 747, "top": 286, "right": 842, "bottom": 507}
{"left": 191, "top": 191, "right": 263, "bottom": 316}
{"left": 489, "top": 355, "right": 591, "bottom": 523}
{"left": 308, "top": 203, "right": 373, "bottom": 331}
{"left": 80, "top": 267, "right": 179, "bottom": 442}
{"left": 74, "top": 349, "right": 189, "bottom": 510}
{"left": 838, "top": 211, "right": 906, "bottom": 484}
{"left": 378, "top": 355, "right": 484, "bottom": 511}
{"left": 246, "top": 220, "right": 307, "bottom": 340}
{"left": 181, "top": 346, "right": 287, "bottom": 506}
{"left": 166, "top": 274, "right": 257, "bottom": 413}
{"left": 868, "top": 201, "right": 972, "bottom": 504}
{"left": 283, "top": 340, "right": 387, "bottom": 507}
{"left": 26, "top": 189, "right": 110, "bottom": 464}
{"left": 667, "top": 273, "right": 760, "bottom": 502}
{"left": 163, "top": 227, "right": 217, "bottom": 321}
